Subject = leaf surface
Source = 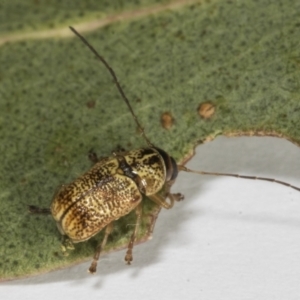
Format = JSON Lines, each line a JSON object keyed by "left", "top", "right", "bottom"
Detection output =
{"left": 0, "top": 0, "right": 299, "bottom": 280}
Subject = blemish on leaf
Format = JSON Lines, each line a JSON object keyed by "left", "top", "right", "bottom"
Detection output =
{"left": 160, "top": 112, "right": 174, "bottom": 130}
{"left": 198, "top": 102, "right": 215, "bottom": 119}
{"left": 86, "top": 100, "right": 96, "bottom": 108}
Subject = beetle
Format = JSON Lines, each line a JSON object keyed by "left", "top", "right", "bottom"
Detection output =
{"left": 29, "top": 26, "right": 300, "bottom": 274}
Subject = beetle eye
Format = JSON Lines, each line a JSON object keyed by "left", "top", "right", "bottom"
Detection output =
{"left": 169, "top": 156, "right": 179, "bottom": 181}
{"left": 153, "top": 147, "right": 178, "bottom": 182}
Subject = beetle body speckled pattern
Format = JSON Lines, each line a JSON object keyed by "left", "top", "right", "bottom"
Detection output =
{"left": 51, "top": 147, "right": 178, "bottom": 244}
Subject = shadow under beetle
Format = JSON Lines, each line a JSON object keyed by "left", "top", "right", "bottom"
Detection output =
{"left": 29, "top": 27, "right": 300, "bottom": 274}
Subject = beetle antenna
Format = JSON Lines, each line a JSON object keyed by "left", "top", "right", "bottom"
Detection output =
{"left": 69, "top": 26, "right": 153, "bottom": 147}
{"left": 178, "top": 165, "right": 300, "bottom": 192}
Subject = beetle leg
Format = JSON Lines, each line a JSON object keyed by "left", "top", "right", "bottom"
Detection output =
{"left": 149, "top": 193, "right": 173, "bottom": 209}
{"left": 88, "top": 149, "right": 100, "bottom": 163}
{"left": 125, "top": 203, "right": 142, "bottom": 265}
{"left": 167, "top": 192, "right": 184, "bottom": 206}
{"left": 148, "top": 193, "right": 184, "bottom": 209}
{"left": 165, "top": 179, "right": 184, "bottom": 206}
{"left": 149, "top": 181, "right": 184, "bottom": 209}
{"left": 61, "top": 236, "right": 75, "bottom": 256}
{"left": 28, "top": 205, "right": 51, "bottom": 214}
{"left": 111, "top": 145, "right": 126, "bottom": 155}
{"left": 89, "top": 222, "right": 114, "bottom": 274}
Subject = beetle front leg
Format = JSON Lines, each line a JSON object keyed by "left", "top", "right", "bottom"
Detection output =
{"left": 125, "top": 203, "right": 142, "bottom": 265}
{"left": 165, "top": 179, "right": 184, "bottom": 208}
{"left": 89, "top": 222, "right": 114, "bottom": 274}
{"left": 149, "top": 181, "right": 184, "bottom": 209}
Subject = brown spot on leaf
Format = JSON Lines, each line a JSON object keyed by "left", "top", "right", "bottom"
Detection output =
{"left": 160, "top": 112, "right": 174, "bottom": 130}
{"left": 86, "top": 100, "right": 96, "bottom": 108}
{"left": 198, "top": 102, "right": 215, "bottom": 119}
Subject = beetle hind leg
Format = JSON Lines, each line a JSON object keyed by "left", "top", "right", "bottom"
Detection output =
{"left": 125, "top": 203, "right": 142, "bottom": 265}
{"left": 89, "top": 222, "right": 114, "bottom": 274}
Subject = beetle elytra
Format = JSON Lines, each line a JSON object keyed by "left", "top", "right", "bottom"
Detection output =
{"left": 29, "top": 26, "right": 300, "bottom": 274}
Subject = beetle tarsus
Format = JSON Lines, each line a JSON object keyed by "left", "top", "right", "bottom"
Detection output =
{"left": 171, "top": 193, "right": 184, "bottom": 202}
{"left": 88, "top": 261, "right": 97, "bottom": 274}
{"left": 125, "top": 251, "right": 133, "bottom": 265}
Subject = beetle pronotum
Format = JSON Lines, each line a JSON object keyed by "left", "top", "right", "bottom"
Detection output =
{"left": 29, "top": 27, "right": 300, "bottom": 274}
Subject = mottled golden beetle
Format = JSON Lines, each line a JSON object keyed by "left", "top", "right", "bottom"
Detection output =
{"left": 50, "top": 146, "right": 182, "bottom": 273}
{"left": 52, "top": 148, "right": 178, "bottom": 242}
{"left": 30, "top": 27, "right": 300, "bottom": 274}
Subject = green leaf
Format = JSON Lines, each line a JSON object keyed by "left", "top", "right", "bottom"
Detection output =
{"left": 0, "top": 0, "right": 299, "bottom": 280}
{"left": 0, "top": 0, "right": 172, "bottom": 34}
